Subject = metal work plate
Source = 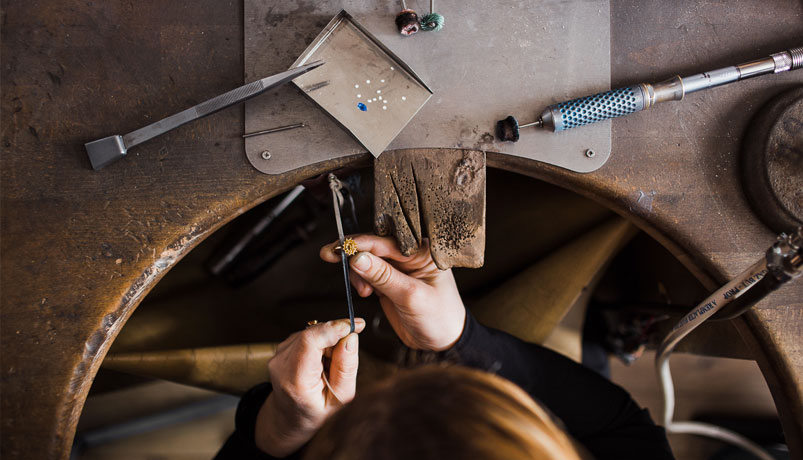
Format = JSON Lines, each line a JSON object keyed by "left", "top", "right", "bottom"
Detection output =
{"left": 245, "top": 1, "right": 611, "bottom": 174}
{"left": 291, "top": 11, "right": 433, "bottom": 157}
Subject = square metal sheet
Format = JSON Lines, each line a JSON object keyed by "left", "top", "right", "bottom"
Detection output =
{"left": 244, "top": 1, "right": 611, "bottom": 175}
{"left": 290, "top": 11, "right": 432, "bottom": 157}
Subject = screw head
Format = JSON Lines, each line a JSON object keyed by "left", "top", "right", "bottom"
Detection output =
{"left": 261, "top": 150, "right": 271, "bottom": 160}
{"left": 585, "top": 149, "right": 596, "bottom": 158}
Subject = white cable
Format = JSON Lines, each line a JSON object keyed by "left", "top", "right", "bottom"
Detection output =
{"left": 655, "top": 259, "right": 773, "bottom": 460}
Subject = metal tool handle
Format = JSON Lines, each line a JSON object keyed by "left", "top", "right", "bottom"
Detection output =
{"left": 543, "top": 46, "right": 802, "bottom": 132}
{"left": 122, "top": 79, "right": 268, "bottom": 148}
{"left": 120, "top": 60, "right": 324, "bottom": 149}
{"left": 543, "top": 85, "right": 648, "bottom": 132}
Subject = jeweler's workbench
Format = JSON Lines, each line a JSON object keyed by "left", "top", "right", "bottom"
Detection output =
{"left": 1, "top": 1, "right": 802, "bottom": 459}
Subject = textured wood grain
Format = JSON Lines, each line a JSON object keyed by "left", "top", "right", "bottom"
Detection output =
{"left": 2, "top": 1, "right": 803, "bottom": 459}
{"left": 374, "top": 149, "right": 485, "bottom": 269}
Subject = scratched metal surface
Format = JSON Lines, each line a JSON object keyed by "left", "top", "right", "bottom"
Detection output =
{"left": 244, "top": 0, "right": 611, "bottom": 174}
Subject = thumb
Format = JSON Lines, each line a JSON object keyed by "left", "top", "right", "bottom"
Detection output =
{"left": 350, "top": 252, "right": 417, "bottom": 304}
{"left": 328, "top": 333, "right": 359, "bottom": 404}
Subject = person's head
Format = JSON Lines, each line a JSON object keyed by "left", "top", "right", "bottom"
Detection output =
{"left": 304, "top": 365, "right": 584, "bottom": 459}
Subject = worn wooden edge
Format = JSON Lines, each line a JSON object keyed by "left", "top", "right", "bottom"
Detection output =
{"left": 50, "top": 153, "right": 371, "bottom": 457}
{"left": 734, "top": 312, "right": 803, "bottom": 457}
{"left": 46, "top": 150, "right": 800, "bottom": 458}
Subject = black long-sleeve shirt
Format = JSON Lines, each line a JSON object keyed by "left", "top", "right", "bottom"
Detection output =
{"left": 215, "top": 312, "right": 674, "bottom": 459}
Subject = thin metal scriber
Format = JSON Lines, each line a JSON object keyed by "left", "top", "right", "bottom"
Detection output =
{"left": 242, "top": 123, "right": 306, "bottom": 138}
{"left": 329, "top": 173, "right": 356, "bottom": 333}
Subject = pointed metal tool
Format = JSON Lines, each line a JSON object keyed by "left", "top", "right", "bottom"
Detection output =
{"left": 329, "top": 173, "right": 358, "bottom": 333}
{"left": 497, "top": 46, "right": 802, "bottom": 140}
{"left": 85, "top": 60, "right": 325, "bottom": 170}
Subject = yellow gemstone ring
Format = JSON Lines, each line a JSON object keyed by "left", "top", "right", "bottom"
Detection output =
{"left": 335, "top": 238, "right": 359, "bottom": 256}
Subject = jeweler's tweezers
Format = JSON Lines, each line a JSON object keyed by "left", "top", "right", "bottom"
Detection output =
{"left": 85, "top": 60, "right": 325, "bottom": 170}
{"left": 329, "top": 174, "right": 356, "bottom": 333}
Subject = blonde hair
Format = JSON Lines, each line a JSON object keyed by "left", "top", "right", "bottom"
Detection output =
{"left": 304, "top": 366, "right": 583, "bottom": 460}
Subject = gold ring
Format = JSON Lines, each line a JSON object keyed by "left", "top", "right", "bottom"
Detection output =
{"left": 334, "top": 238, "right": 358, "bottom": 256}
{"left": 306, "top": 320, "right": 319, "bottom": 328}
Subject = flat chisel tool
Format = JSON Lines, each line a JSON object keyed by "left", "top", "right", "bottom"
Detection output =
{"left": 85, "top": 60, "right": 325, "bottom": 170}
{"left": 497, "top": 46, "right": 802, "bottom": 141}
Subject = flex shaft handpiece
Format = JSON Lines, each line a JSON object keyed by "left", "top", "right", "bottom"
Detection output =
{"left": 497, "top": 46, "right": 803, "bottom": 141}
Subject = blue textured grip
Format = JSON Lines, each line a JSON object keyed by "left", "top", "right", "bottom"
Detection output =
{"left": 552, "top": 85, "right": 645, "bottom": 131}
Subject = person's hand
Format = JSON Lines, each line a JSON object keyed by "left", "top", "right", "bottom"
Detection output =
{"left": 320, "top": 235, "right": 466, "bottom": 351}
{"left": 254, "top": 318, "right": 365, "bottom": 456}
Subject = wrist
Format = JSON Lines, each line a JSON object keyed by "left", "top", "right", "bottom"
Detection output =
{"left": 255, "top": 393, "right": 314, "bottom": 457}
{"left": 431, "top": 306, "right": 467, "bottom": 351}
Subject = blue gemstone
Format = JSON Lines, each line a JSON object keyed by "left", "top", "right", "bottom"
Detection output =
{"left": 357, "top": 102, "right": 367, "bottom": 111}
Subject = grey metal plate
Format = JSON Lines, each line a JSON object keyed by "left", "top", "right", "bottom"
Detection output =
{"left": 245, "top": 1, "right": 611, "bottom": 174}
{"left": 290, "top": 11, "right": 433, "bottom": 157}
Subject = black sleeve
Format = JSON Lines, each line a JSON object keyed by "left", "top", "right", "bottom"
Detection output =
{"left": 214, "top": 383, "right": 303, "bottom": 460}
{"left": 448, "top": 310, "right": 674, "bottom": 460}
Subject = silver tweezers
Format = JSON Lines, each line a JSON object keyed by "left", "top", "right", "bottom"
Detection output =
{"left": 329, "top": 173, "right": 357, "bottom": 333}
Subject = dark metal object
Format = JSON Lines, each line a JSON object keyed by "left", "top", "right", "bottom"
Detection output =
{"left": 741, "top": 87, "right": 803, "bottom": 233}
{"left": 85, "top": 60, "right": 324, "bottom": 170}
{"left": 206, "top": 172, "right": 363, "bottom": 287}
{"left": 498, "top": 46, "right": 803, "bottom": 140}
{"left": 207, "top": 185, "right": 305, "bottom": 276}
{"left": 223, "top": 220, "right": 317, "bottom": 287}
{"left": 305, "top": 81, "right": 331, "bottom": 92}
{"left": 243, "top": 123, "right": 306, "bottom": 138}
{"left": 329, "top": 174, "right": 359, "bottom": 333}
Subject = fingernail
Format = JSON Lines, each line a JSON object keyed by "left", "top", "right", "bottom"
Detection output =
{"left": 352, "top": 252, "right": 371, "bottom": 271}
{"left": 345, "top": 333, "right": 358, "bottom": 352}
